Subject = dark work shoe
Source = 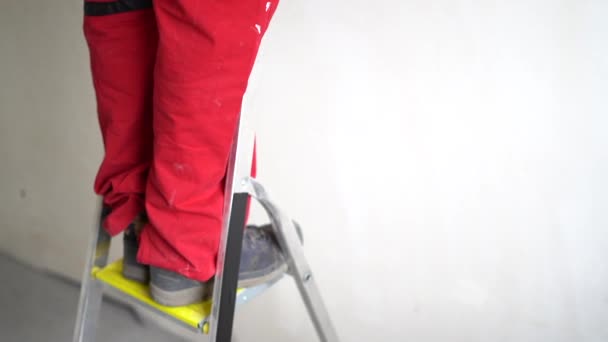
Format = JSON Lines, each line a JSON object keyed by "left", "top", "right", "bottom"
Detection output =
{"left": 122, "top": 214, "right": 149, "bottom": 283}
{"left": 238, "top": 224, "right": 288, "bottom": 288}
{"left": 150, "top": 224, "right": 293, "bottom": 306}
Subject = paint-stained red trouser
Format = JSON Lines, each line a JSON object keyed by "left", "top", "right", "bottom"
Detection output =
{"left": 83, "top": 0, "right": 277, "bottom": 282}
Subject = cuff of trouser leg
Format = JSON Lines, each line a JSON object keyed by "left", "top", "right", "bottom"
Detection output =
{"left": 102, "top": 196, "right": 144, "bottom": 236}
{"left": 137, "top": 227, "right": 217, "bottom": 282}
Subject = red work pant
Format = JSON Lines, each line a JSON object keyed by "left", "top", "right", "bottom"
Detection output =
{"left": 83, "top": 0, "right": 277, "bottom": 282}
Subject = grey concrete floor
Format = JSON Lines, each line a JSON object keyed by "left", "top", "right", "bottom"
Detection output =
{"left": 0, "top": 253, "right": 194, "bottom": 342}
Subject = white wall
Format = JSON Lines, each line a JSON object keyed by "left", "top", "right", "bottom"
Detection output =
{"left": 1, "top": 1, "right": 607, "bottom": 341}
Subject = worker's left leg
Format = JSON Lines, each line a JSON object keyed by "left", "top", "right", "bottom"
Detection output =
{"left": 136, "top": 0, "right": 283, "bottom": 305}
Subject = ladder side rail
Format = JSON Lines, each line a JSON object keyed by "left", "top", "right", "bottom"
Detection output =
{"left": 245, "top": 178, "right": 341, "bottom": 342}
{"left": 73, "top": 203, "right": 112, "bottom": 342}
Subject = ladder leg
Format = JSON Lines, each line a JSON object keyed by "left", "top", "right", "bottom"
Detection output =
{"left": 244, "top": 178, "right": 340, "bottom": 342}
{"left": 208, "top": 120, "right": 255, "bottom": 342}
{"left": 210, "top": 192, "right": 249, "bottom": 342}
{"left": 73, "top": 204, "right": 111, "bottom": 342}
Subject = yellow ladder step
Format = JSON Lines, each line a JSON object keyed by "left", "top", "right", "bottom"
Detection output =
{"left": 93, "top": 259, "right": 245, "bottom": 332}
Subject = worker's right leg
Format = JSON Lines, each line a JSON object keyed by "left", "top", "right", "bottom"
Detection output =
{"left": 83, "top": 1, "right": 157, "bottom": 236}
{"left": 83, "top": 0, "right": 158, "bottom": 281}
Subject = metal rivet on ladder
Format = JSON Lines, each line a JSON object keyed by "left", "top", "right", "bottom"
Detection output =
{"left": 304, "top": 273, "right": 312, "bottom": 282}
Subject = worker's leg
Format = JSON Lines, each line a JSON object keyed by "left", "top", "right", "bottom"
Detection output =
{"left": 137, "top": 0, "right": 278, "bottom": 283}
{"left": 83, "top": 0, "right": 158, "bottom": 236}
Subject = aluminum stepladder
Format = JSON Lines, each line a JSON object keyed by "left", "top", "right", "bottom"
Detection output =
{"left": 72, "top": 114, "right": 340, "bottom": 342}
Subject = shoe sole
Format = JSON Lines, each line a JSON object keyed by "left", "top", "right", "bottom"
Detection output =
{"left": 123, "top": 263, "right": 149, "bottom": 283}
{"left": 149, "top": 264, "right": 288, "bottom": 307}
{"left": 150, "top": 283, "right": 211, "bottom": 307}
{"left": 237, "top": 263, "right": 288, "bottom": 289}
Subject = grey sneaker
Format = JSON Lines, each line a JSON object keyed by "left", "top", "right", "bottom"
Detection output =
{"left": 150, "top": 224, "right": 296, "bottom": 307}
{"left": 122, "top": 214, "right": 149, "bottom": 283}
